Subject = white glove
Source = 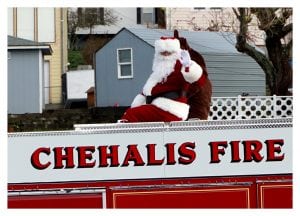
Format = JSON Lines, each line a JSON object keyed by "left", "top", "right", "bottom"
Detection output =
{"left": 180, "top": 50, "right": 192, "bottom": 67}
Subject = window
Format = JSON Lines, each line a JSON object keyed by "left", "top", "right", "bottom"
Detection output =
{"left": 17, "top": 8, "right": 35, "bottom": 41}
{"left": 117, "top": 48, "right": 133, "bottom": 79}
{"left": 137, "top": 8, "right": 141, "bottom": 24}
{"left": 8, "top": 51, "right": 11, "bottom": 59}
{"left": 210, "top": 7, "right": 223, "bottom": 11}
{"left": 77, "top": 8, "right": 105, "bottom": 26}
{"left": 136, "top": 8, "right": 156, "bottom": 25}
{"left": 38, "top": 8, "right": 55, "bottom": 42}
{"left": 193, "top": 7, "right": 206, "bottom": 11}
{"left": 142, "top": 8, "right": 154, "bottom": 24}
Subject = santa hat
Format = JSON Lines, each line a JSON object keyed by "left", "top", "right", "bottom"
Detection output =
{"left": 154, "top": 37, "right": 181, "bottom": 53}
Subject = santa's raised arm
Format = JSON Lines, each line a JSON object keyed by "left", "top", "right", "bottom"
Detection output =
{"left": 121, "top": 37, "right": 203, "bottom": 122}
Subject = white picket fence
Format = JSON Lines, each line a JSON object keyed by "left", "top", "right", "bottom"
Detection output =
{"left": 208, "top": 95, "right": 293, "bottom": 120}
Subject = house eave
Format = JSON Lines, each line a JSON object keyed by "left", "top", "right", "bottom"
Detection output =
{"left": 8, "top": 46, "right": 53, "bottom": 55}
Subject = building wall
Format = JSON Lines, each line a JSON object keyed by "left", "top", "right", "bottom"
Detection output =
{"left": 203, "top": 53, "right": 265, "bottom": 97}
{"left": 8, "top": 7, "right": 68, "bottom": 105}
{"left": 166, "top": 8, "right": 265, "bottom": 46}
{"left": 95, "top": 30, "right": 154, "bottom": 107}
{"left": 106, "top": 8, "right": 138, "bottom": 29}
{"left": 74, "top": 7, "right": 160, "bottom": 35}
{"left": 8, "top": 50, "right": 41, "bottom": 114}
{"left": 44, "top": 8, "right": 68, "bottom": 104}
{"left": 72, "top": 7, "right": 138, "bottom": 34}
{"left": 95, "top": 29, "right": 265, "bottom": 107}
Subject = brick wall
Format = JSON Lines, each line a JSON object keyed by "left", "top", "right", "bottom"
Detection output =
{"left": 8, "top": 107, "right": 127, "bottom": 132}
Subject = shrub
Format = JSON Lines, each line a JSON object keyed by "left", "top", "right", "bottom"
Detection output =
{"left": 68, "top": 50, "right": 85, "bottom": 69}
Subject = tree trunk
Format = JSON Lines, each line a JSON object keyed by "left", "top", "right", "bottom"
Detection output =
{"left": 234, "top": 8, "right": 292, "bottom": 96}
{"left": 265, "top": 27, "right": 292, "bottom": 95}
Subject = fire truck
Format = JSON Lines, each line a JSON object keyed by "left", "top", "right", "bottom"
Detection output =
{"left": 8, "top": 96, "right": 292, "bottom": 208}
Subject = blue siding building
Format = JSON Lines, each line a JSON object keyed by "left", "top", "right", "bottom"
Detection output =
{"left": 95, "top": 28, "right": 266, "bottom": 107}
{"left": 8, "top": 36, "right": 52, "bottom": 114}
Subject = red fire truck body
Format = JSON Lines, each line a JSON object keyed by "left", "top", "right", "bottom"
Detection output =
{"left": 8, "top": 118, "right": 292, "bottom": 208}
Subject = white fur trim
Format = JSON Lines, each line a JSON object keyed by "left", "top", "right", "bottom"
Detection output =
{"left": 155, "top": 39, "right": 181, "bottom": 53}
{"left": 131, "top": 94, "right": 146, "bottom": 108}
{"left": 181, "top": 60, "right": 203, "bottom": 83}
{"left": 152, "top": 97, "right": 190, "bottom": 120}
{"left": 142, "top": 74, "right": 158, "bottom": 96}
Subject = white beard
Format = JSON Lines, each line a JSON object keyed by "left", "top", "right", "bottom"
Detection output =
{"left": 151, "top": 51, "right": 180, "bottom": 83}
{"left": 143, "top": 51, "right": 180, "bottom": 96}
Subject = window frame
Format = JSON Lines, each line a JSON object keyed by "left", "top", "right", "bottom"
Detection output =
{"left": 117, "top": 48, "right": 133, "bottom": 79}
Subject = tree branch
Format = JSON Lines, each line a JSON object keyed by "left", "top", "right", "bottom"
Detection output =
{"left": 241, "top": 43, "right": 274, "bottom": 72}
{"left": 235, "top": 8, "right": 275, "bottom": 89}
{"left": 279, "top": 23, "right": 293, "bottom": 38}
{"left": 233, "top": 8, "right": 292, "bottom": 95}
{"left": 232, "top": 8, "right": 240, "bottom": 21}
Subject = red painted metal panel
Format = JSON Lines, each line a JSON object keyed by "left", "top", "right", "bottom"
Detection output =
{"left": 109, "top": 187, "right": 251, "bottom": 208}
{"left": 7, "top": 175, "right": 292, "bottom": 208}
{"left": 8, "top": 193, "right": 102, "bottom": 208}
{"left": 258, "top": 183, "right": 292, "bottom": 208}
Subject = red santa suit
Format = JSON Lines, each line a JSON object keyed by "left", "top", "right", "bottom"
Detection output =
{"left": 121, "top": 37, "right": 203, "bottom": 122}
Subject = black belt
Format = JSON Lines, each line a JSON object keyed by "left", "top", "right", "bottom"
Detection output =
{"left": 146, "top": 91, "right": 181, "bottom": 104}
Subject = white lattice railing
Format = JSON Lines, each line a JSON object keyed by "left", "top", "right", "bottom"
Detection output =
{"left": 208, "top": 95, "right": 293, "bottom": 120}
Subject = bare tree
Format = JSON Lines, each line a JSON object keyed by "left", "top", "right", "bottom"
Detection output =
{"left": 81, "top": 36, "right": 110, "bottom": 67}
{"left": 68, "top": 10, "right": 79, "bottom": 50}
{"left": 67, "top": 8, "right": 119, "bottom": 68}
{"left": 77, "top": 8, "right": 118, "bottom": 34}
{"left": 233, "top": 8, "right": 292, "bottom": 95}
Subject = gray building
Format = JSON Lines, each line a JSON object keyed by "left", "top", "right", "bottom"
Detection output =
{"left": 8, "top": 36, "right": 52, "bottom": 114}
{"left": 95, "top": 28, "right": 266, "bottom": 107}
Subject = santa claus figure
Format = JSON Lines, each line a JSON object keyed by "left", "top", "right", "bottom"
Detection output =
{"left": 120, "top": 36, "right": 204, "bottom": 122}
